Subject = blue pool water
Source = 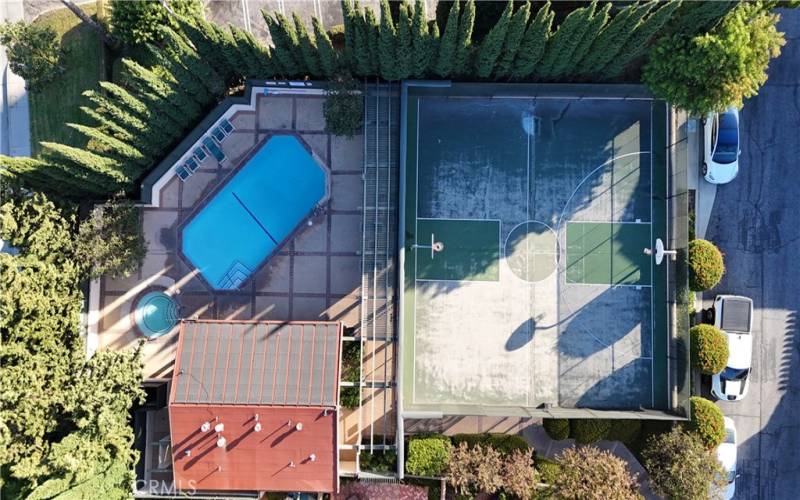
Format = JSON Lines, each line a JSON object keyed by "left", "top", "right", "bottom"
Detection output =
{"left": 135, "top": 291, "right": 179, "bottom": 338}
{"left": 182, "top": 135, "right": 327, "bottom": 289}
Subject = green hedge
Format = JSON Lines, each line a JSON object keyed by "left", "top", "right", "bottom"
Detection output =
{"left": 606, "top": 419, "right": 643, "bottom": 447}
{"left": 688, "top": 396, "right": 726, "bottom": 448}
{"left": 543, "top": 419, "right": 570, "bottom": 441}
{"left": 690, "top": 324, "right": 729, "bottom": 375}
{"left": 359, "top": 449, "right": 397, "bottom": 473}
{"left": 570, "top": 419, "right": 612, "bottom": 444}
{"left": 339, "top": 386, "right": 360, "bottom": 409}
{"left": 406, "top": 435, "right": 453, "bottom": 477}
{"left": 450, "top": 433, "right": 530, "bottom": 456}
{"left": 688, "top": 239, "right": 725, "bottom": 291}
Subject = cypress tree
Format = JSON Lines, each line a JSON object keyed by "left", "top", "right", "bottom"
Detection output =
{"left": 600, "top": 0, "right": 682, "bottom": 79}
{"left": 410, "top": 0, "right": 431, "bottom": 77}
{"left": 161, "top": 27, "right": 225, "bottom": 96}
{"left": 83, "top": 90, "right": 148, "bottom": 135}
{"left": 97, "top": 82, "right": 151, "bottom": 121}
{"left": 351, "top": 2, "right": 371, "bottom": 76}
{"left": 577, "top": 2, "right": 654, "bottom": 77}
{"left": 397, "top": 1, "right": 414, "bottom": 79}
{"left": 668, "top": 0, "right": 735, "bottom": 36}
{"left": 453, "top": 0, "right": 476, "bottom": 76}
{"left": 495, "top": 1, "right": 531, "bottom": 79}
{"left": 475, "top": 0, "right": 513, "bottom": 79}
{"left": 341, "top": 0, "right": 357, "bottom": 68}
{"left": 80, "top": 106, "right": 134, "bottom": 143}
{"left": 537, "top": 2, "right": 595, "bottom": 80}
{"left": 378, "top": 0, "right": 400, "bottom": 80}
{"left": 427, "top": 18, "right": 440, "bottom": 74}
{"left": 511, "top": 1, "right": 553, "bottom": 80}
{"left": 100, "top": 81, "right": 185, "bottom": 137}
{"left": 66, "top": 123, "right": 148, "bottom": 169}
{"left": 313, "top": 17, "right": 339, "bottom": 77}
{"left": 242, "top": 28, "right": 275, "bottom": 78}
{"left": 264, "top": 11, "right": 303, "bottom": 76}
{"left": 176, "top": 16, "right": 234, "bottom": 81}
{"left": 230, "top": 26, "right": 268, "bottom": 78}
{"left": 210, "top": 23, "right": 245, "bottom": 80}
{"left": 364, "top": 7, "right": 381, "bottom": 76}
{"left": 119, "top": 59, "right": 202, "bottom": 123}
{"left": 144, "top": 45, "right": 212, "bottom": 108}
{"left": 561, "top": 2, "right": 610, "bottom": 80}
{"left": 292, "top": 14, "right": 321, "bottom": 77}
{"left": 434, "top": 0, "right": 460, "bottom": 78}
{"left": 0, "top": 156, "right": 88, "bottom": 197}
{"left": 40, "top": 142, "right": 128, "bottom": 191}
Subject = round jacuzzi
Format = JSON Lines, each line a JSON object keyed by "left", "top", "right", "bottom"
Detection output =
{"left": 134, "top": 291, "right": 179, "bottom": 338}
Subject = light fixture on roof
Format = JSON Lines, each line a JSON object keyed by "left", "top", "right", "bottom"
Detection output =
{"left": 287, "top": 419, "right": 293, "bottom": 428}
{"left": 308, "top": 453, "right": 317, "bottom": 462}
{"left": 184, "top": 449, "right": 191, "bottom": 457}
{"left": 217, "top": 436, "right": 227, "bottom": 448}
{"left": 254, "top": 413, "right": 260, "bottom": 421}
{"left": 214, "top": 423, "right": 225, "bottom": 433}
{"left": 200, "top": 421, "right": 211, "bottom": 432}
{"left": 254, "top": 422, "right": 262, "bottom": 433}
{"left": 295, "top": 422, "right": 303, "bottom": 431}
{"left": 288, "top": 461, "right": 296, "bottom": 468}
{"left": 323, "top": 409, "right": 330, "bottom": 417}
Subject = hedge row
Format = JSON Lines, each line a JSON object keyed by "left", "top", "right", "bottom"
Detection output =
{"left": 406, "top": 432, "right": 531, "bottom": 477}
{"left": 543, "top": 418, "right": 643, "bottom": 447}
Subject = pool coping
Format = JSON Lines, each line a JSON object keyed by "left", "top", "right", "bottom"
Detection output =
{"left": 175, "top": 131, "right": 332, "bottom": 294}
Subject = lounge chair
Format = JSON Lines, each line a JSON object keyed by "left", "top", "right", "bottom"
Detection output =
{"left": 193, "top": 147, "right": 207, "bottom": 162}
{"left": 211, "top": 126, "right": 226, "bottom": 143}
{"left": 202, "top": 136, "right": 226, "bottom": 163}
{"left": 175, "top": 164, "right": 191, "bottom": 181}
{"left": 220, "top": 118, "right": 234, "bottom": 135}
{"left": 185, "top": 157, "right": 200, "bottom": 173}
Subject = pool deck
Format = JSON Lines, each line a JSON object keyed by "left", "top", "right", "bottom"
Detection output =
{"left": 90, "top": 92, "right": 364, "bottom": 381}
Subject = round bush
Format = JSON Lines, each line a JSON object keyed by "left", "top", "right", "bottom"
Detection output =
{"left": 543, "top": 419, "right": 570, "bottom": 441}
{"left": 688, "top": 397, "right": 726, "bottom": 448}
{"left": 570, "top": 419, "right": 612, "bottom": 445}
{"left": 690, "top": 324, "right": 729, "bottom": 375}
{"left": 406, "top": 435, "right": 453, "bottom": 477}
{"left": 607, "top": 419, "right": 643, "bottom": 446}
{"left": 688, "top": 239, "right": 725, "bottom": 291}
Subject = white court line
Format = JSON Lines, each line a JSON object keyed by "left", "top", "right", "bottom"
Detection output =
{"left": 417, "top": 217, "right": 502, "bottom": 222}
{"left": 568, "top": 220, "right": 652, "bottom": 225}
{"left": 650, "top": 104, "right": 655, "bottom": 408}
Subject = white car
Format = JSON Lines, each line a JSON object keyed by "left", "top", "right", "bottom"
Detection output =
{"left": 703, "top": 107, "right": 741, "bottom": 184}
{"left": 716, "top": 417, "right": 738, "bottom": 500}
{"left": 711, "top": 295, "right": 754, "bottom": 401}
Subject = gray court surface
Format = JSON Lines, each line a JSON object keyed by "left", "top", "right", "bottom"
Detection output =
{"left": 403, "top": 85, "right": 668, "bottom": 414}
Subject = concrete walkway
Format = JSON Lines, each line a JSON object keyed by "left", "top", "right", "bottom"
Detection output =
{"left": 1, "top": 0, "right": 31, "bottom": 158}
{"left": 523, "top": 424, "right": 661, "bottom": 499}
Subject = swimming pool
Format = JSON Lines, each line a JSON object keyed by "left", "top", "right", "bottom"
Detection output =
{"left": 182, "top": 135, "right": 328, "bottom": 290}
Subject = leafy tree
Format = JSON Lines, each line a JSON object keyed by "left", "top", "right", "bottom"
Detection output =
{"left": 109, "top": 0, "right": 202, "bottom": 45}
{"left": 495, "top": 1, "right": 530, "bottom": 79}
{"left": 76, "top": 198, "right": 147, "bottom": 280}
{"left": 537, "top": 2, "right": 596, "bottom": 81}
{"left": 643, "top": 2, "right": 784, "bottom": 116}
{"left": 313, "top": 17, "right": 339, "bottom": 77}
{"left": 453, "top": 0, "right": 476, "bottom": 76}
{"left": 397, "top": 1, "right": 414, "bottom": 79}
{"left": 323, "top": 75, "right": 363, "bottom": 137}
{"left": 0, "top": 21, "right": 64, "bottom": 91}
{"left": 434, "top": 0, "right": 460, "bottom": 77}
{"left": 511, "top": 1, "right": 554, "bottom": 79}
{"left": 688, "top": 396, "right": 726, "bottom": 448}
{"left": 411, "top": 0, "right": 432, "bottom": 77}
{"left": 690, "top": 324, "right": 729, "bottom": 375}
{"left": 406, "top": 435, "right": 453, "bottom": 476}
{"left": 553, "top": 446, "right": 641, "bottom": 500}
{"left": 643, "top": 428, "right": 726, "bottom": 500}
{"left": 447, "top": 443, "right": 504, "bottom": 496}
{"left": 378, "top": 0, "right": 400, "bottom": 80}
{"left": 294, "top": 13, "right": 321, "bottom": 77}
{"left": 600, "top": 0, "right": 682, "bottom": 80}
{"left": 502, "top": 449, "right": 540, "bottom": 499}
{"left": 475, "top": 0, "right": 512, "bottom": 78}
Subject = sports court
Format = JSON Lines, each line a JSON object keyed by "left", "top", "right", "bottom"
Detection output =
{"left": 400, "top": 83, "right": 669, "bottom": 415}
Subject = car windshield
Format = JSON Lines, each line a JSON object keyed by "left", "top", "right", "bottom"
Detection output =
{"left": 712, "top": 112, "right": 739, "bottom": 164}
{"left": 722, "top": 366, "right": 749, "bottom": 381}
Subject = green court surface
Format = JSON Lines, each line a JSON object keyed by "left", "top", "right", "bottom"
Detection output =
{"left": 566, "top": 222, "right": 652, "bottom": 286}
{"left": 416, "top": 218, "right": 500, "bottom": 281}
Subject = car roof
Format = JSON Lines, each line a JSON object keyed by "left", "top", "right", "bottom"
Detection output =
{"left": 720, "top": 296, "right": 752, "bottom": 333}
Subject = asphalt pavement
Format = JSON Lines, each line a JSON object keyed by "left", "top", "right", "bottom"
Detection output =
{"left": 704, "top": 8, "right": 800, "bottom": 500}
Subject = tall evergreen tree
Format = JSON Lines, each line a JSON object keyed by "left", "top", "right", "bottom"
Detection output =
{"left": 160, "top": 27, "right": 225, "bottom": 96}
{"left": 495, "top": 1, "right": 531, "bottom": 79}
{"left": 176, "top": 16, "right": 234, "bottom": 81}
{"left": 341, "top": 0, "right": 357, "bottom": 68}
{"left": 397, "top": 1, "right": 414, "bottom": 79}
{"left": 0, "top": 156, "right": 89, "bottom": 197}
{"left": 600, "top": 0, "right": 682, "bottom": 79}
{"left": 350, "top": 2, "right": 371, "bottom": 76}
{"left": 511, "top": 1, "right": 553, "bottom": 80}
{"left": 411, "top": 0, "right": 431, "bottom": 77}
{"left": 313, "top": 17, "right": 339, "bottom": 77}
{"left": 230, "top": 25, "right": 272, "bottom": 78}
{"left": 293, "top": 13, "right": 321, "bottom": 77}
{"left": 145, "top": 45, "right": 212, "bottom": 107}
{"left": 434, "top": 0, "right": 460, "bottom": 77}
{"left": 427, "top": 18, "right": 440, "bottom": 74}
{"left": 66, "top": 123, "right": 148, "bottom": 169}
{"left": 378, "top": 0, "right": 400, "bottom": 80}
{"left": 364, "top": 7, "right": 381, "bottom": 76}
{"left": 560, "top": 2, "right": 610, "bottom": 79}
{"left": 241, "top": 29, "right": 275, "bottom": 77}
{"left": 453, "top": 0, "right": 476, "bottom": 76}
{"left": 39, "top": 142, "right": 127, "bottom": 191}
{"left": 83, "top": 90, "right": 148, "bottom": 135}
{"left": 667, "top": 0, "right": 735, "bottom": 36}
{"left": 537, "top": 2, "right": 596, "bottom": 80}
{"left": 264, "top": 11, "right": 303, "bottom": 76}
{"left": 208, "top": 23, "right": 245, "bottom": 80}
{"left": 80, "top": 106, "right": 134, "bottom": 143}
{"left": 577, "top": 2, "right": 654, "bottom": 77}
{"left": 475, "top": 0, "right": 513, "bottom": 79}
{"left": 119, "top": 58, "right": 200, "bottom": 121}
{"left": 97, "top": 81, "right": 151, "bottom": 121}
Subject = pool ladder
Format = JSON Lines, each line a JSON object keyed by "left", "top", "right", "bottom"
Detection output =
{"left": 216, "top": 261, "right": 252, "bottom": 290}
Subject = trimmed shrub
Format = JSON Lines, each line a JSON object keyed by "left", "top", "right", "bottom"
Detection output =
{"left": 570, "top": 419, "right": 612, "bottom": 445}
{"left": 690, "top": 324, "right": 729, "bottom": 375}
{"left": 687, "top": 396, "right": 726, "bottom": 448}
{"left": 607, "top": 419, "right": 643, "bottom": 447}
{"left": 359, "top": 449, "right": 397, "bottom": 473}
{"left": 542, "top": 418, "right": 570, "bottom": 441}
{"left": 534, "top": 455, "right": 561, "bottom": 485}
{"left": 554, "top": 446, "right": 640, "bottom": 499}
{"left": 451, "top": 433, "right": 529, "bottom": 456}
{"left": 407, "top": 435, "right": 453, "bottom": 477}
{"left": 688, "top": 239, "right": 725, "bottom": 291}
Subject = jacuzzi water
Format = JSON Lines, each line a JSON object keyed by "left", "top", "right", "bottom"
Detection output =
{"left": 134, "top": 291, "right": 179, "bottom": 338}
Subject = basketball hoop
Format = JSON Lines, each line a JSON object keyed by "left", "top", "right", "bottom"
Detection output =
{"left": 645, "top": 238, "right": 677, "bottom": 265}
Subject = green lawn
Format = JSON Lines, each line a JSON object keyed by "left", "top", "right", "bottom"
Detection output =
{"left": 29, "top": 3, "right": 105, "bottom": 154}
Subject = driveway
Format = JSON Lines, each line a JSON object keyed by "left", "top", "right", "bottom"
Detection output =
{"left": 704, "top": 8, "right": 800, "bottom": 500}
